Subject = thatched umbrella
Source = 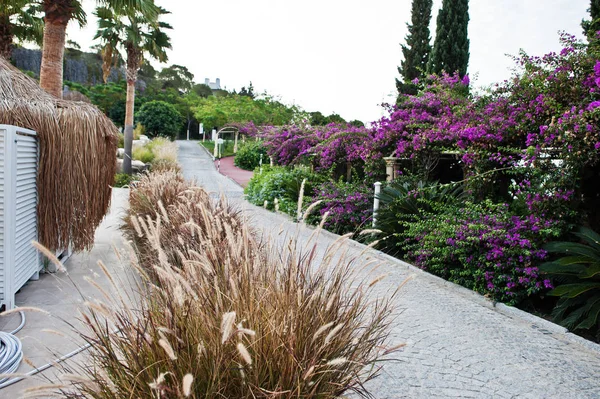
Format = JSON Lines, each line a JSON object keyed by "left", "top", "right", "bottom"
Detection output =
{"left": 0, "top": 56, "right": 118, "bottom": 252}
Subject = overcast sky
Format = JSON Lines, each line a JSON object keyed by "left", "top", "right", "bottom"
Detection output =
{"left": 70, "top": 0, "right": 589, "bottom": 123}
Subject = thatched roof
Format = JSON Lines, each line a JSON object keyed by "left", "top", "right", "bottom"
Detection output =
{"left": 0, "top": 57, "right": 118, "bottom": 252}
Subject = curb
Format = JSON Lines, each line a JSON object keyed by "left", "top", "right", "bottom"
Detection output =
{"left": 243, "top": 202, "right": 600, "bottom": 354}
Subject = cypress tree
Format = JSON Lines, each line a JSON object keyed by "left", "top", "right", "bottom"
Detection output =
{"left": 428, "top": 0, "right": 470, "bottom": 77}
{"left": 396, "top": 0, "right": 433, "bottom": 94}
{"left": 582, "top": 0, "right": 600, "bottom": 38}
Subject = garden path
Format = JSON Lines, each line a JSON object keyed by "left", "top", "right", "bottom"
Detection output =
{"left": 178, "top": 140, "right": 600, "bottom": 399}
{"left": 215, "top": 156, "right": 254, "bottom": 187}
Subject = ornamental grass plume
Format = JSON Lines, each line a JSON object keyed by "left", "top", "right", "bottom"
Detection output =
{"left": 51, "top": 170, "right": 399, "bottom": 399}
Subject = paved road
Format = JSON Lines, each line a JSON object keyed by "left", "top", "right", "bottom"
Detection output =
{"left": 178, "top": 140, "right": 600, "bottom": 399}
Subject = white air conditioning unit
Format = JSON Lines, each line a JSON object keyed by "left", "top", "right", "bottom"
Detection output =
{"left": 0, "top": 125, "right": 41, "bottom": 310}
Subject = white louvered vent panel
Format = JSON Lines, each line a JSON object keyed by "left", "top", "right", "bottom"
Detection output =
{"left": 0, "top": 125, "right": 40, "bottom": 310}
{"left": 0, "top": 129, "right": 4, "bottom": 302}
{"left": 14, "top": 131, "right": 39, "bottom": 294}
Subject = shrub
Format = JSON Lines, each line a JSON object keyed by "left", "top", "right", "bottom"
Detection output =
{"left": 59, "top": 171, "right": 398, "bottom": 399}
{"left": 113, "top": 173, "right": 134, "bottom": 187}
{"left": 117, "top": 133, "right": 124, "bottom": 148}
{"left": 541, "top": 227, "right": 600, "bottom": 337}
{"left": 133, "top": 122, "right": 144, "bottom": 139}
{"left": 136, "top": 100, "right": 183, "bottom": 140}
{"left": 234, "top": 140, "right": 268, "bottom": 170}
{"left": 150, "top": 158, "right": 181, "bottom": 173}
{"left": 375, "top": 178, "right": 465, "bottom": 255}
{"left": 147, "top": 137, "right": 178, "bottom": 163}
{"left": 245, "top": 166, "right": 325, "bottom": 216}
{"left": 307, "top": 181, "right": 374, "bottom": 235}
{"left": 399, "top": 200, "right": 558, "bottom": 305}
{"left": 132, "top": 145, "right": 155, "bottom": 163}
{"left": 127, "top": 170, "right": 189, "bottom": 222}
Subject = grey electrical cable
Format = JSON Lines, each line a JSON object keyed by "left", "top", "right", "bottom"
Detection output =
{"left": 0, "top": 310, "right": 100, "bottom": 390}
{"left": 0, "top": 311, "right": 25, "bottom": 386}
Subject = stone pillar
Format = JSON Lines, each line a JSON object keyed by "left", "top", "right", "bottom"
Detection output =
{"left": 383, "top": 157, "right": 399, "bottom": 182}
{"left": 233, "top": 131, "right": 239, "bottom": 153}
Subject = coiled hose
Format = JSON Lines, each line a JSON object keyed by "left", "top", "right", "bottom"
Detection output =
{"left": 0, "top": 310, "right": 97, "bottom": 390}
{"left": 0, "top": 311, "right": 25, "bottom": 385}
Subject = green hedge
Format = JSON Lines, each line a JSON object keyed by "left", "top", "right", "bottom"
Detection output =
{"left": 234, "top": 141, "right": 268, "bottom": 170}
{"left": 245, "top": 166, "right": 325, "bottom": 216}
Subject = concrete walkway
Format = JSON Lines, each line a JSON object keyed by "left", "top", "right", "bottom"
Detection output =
{"left": 0, "top": 188, "right": 131, "bottom": 397}
{"left": 177, "top": 140, "right": 600, "bottom": 399}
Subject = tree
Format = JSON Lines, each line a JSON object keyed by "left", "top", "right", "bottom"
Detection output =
{"left": 192, "top": 83, "right": 213, "bottom": 98}
{"left": 39, "top": 0, "right": 156, "bottom": 98}
{"left": 396, "top": 0, "right": 433, "bottom": 95}
{"left": 582, "top": 0, "right": 600, "bottom": 38}
{"left": 193, "top": 94, "right": 296, "bottom": 130}
{"left": 136, "top": 100, "right": 182, "bottom": 139}
{"left": 158, "top": 64, "right": 194, "bottom": 93}
{"left": 427, "top": 0, "right": 470, "bottom": 77}
{"left": 239, "top": 81, "right": 255, "bottom": 98}
{"left": 349, "top": 120, "right": 365, "bottom": 128}
{"left": 95, "top": 3, "right": 172, "bottom": 174}
{"left": 0, "top": 0, "right": 43, "bottom": 59}
{"left": 324, "top": 113, "right": 346, "bottom": 125}
{"left": 309, "top": 111, "right": 327, "bottom": 126}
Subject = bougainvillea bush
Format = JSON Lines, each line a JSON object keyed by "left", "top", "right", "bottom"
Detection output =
{"left": 308, "top": 181, "right": 374, "bottom": 235}
{"left": 250, "top": 33, "right": 600, "bottom": 313}
{"left": 399, "top": 200, "right": 559, "bottom": 305}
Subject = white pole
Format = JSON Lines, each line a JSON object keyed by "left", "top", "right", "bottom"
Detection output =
{"left": 373, "top": 182, "right": 382, "bottom": 227}
{"left": 213, "top": 133, "right": 218, "bottom": 159}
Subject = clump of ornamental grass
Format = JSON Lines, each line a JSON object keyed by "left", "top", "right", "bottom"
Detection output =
{"left": 125, "top": 170, "right": 244, "bottom": 271}
{"left": 46, "top": 173, "right": 400, "bottom": 399}
{"left": 151, "top": 158, "right": 182, "bottom": 173}
{"left": 126, "top": 170, "right": 191, "bottom": 223}
{"left": 148, "top": 137, "right": 179, "bottom": 164}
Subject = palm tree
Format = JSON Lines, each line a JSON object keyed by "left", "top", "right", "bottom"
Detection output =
{"left": 39, "top": 0, "right": 156, "bottom": 98}
{"left": 95, "top": 4, "right": 171, "bottom": 174}
{"left": 0, "top": 0, "right": 44, "bottom": 59}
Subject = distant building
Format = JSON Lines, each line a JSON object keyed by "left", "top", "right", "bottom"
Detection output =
{"left": 204, "top": 78, "right": 221, "bottom": 90}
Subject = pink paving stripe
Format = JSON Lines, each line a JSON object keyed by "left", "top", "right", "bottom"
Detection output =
{"left": 214, "top": 156, "right": 254, "bottom": 187}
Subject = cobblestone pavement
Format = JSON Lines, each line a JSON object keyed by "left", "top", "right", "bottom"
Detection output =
{"left": 178, "top": 140, "right": 600, "bottom": 399}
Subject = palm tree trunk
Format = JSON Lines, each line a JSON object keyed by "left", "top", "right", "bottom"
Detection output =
{"left": 39, "top": 18, "right": 67, "bottom": 98}
{"left": 0, "top": 15, "right": 12, "bottom": 59}
{"left": 123, "top": 44, "right": 141, "bottom": 175}
{"left": 123, "top": 76, "right": 136, "bottom": 174}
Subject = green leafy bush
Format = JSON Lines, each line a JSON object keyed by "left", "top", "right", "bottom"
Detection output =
{"left": 136, "top": 100, "right": 182, "bottom": 140}
{"left": 114, "top": 173, "right": 134, "bottom": 187}
{"left": 132, "top": 146, "right": 155, "bottom": 163}
{"left": 398, "top": 200, "right": 559, "bottom": 305}
{"left": 199, "top": 140, "right": 236, "bottom": 158}
{"left": 542, "top": 227, "right": 600, "bottom": 336}
{"left": 245, "top": 166, "right": 325, "bottom": 216}
{"left": 375, "top": 178, "right": 465, "bottom": 255}
{"left": 234, "top": 140, "right": 268, "bottom": 170}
